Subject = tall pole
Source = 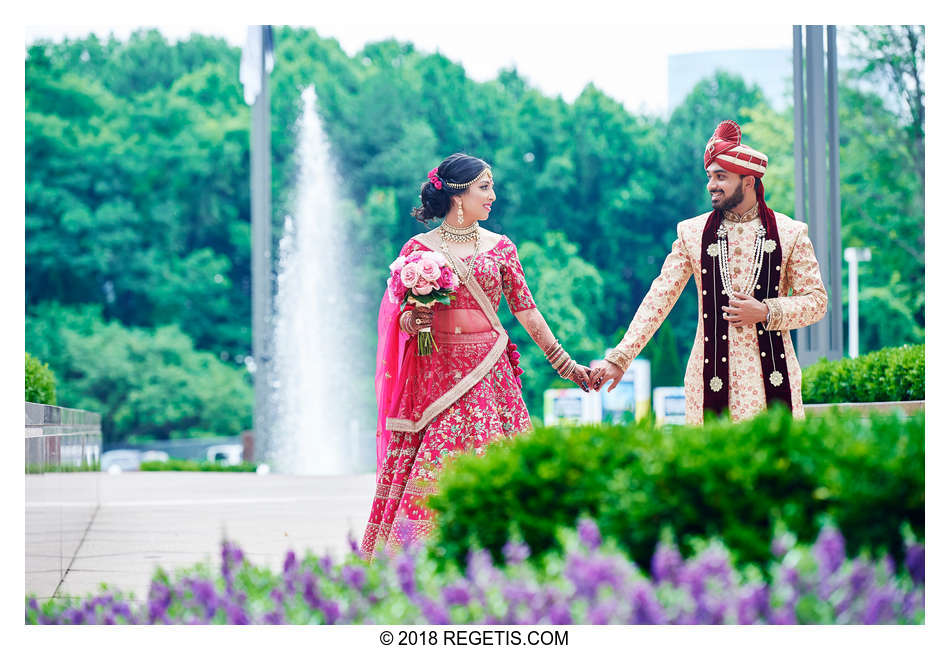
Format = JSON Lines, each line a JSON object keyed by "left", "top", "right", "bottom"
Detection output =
{"left": 844, "top": 247, "right": 871, "bottom": 358}
{"left": 827, "top": 26, "right": 843, "bottom": 358}
{"left": 793, "top": 25, "right": 843, "bottom": 366}
{"left": 243, "top": 26, "right": 274, "bottom": 461}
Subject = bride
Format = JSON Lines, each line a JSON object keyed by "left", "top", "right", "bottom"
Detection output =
{"left": 361, "top": 153, "right": 591, "bottom": 557}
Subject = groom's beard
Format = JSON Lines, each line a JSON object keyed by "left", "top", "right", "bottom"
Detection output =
{"left": 716, "top": 184, "right": 745, "bottom": 212}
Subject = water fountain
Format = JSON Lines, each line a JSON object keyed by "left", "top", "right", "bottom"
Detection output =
{"left": 267, "top": 86, "right": 367, "bottom": 475}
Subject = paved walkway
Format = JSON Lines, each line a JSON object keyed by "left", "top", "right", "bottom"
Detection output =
{"left": 26, "top": 472, "right": 376, "bottom": 603}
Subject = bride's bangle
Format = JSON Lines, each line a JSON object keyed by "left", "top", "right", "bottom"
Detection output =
{"left": 399, "top": 311, "right": 415, "bottom": 335}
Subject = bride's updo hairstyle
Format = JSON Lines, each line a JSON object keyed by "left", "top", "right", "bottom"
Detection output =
{"left": 411, "top": 153, "right": 491, "bottom": 224}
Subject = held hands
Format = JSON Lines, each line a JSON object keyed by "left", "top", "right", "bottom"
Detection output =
{"left": 570, "top": 364, "right": 592, "bottom": 393}
{"left": 589, "top": 359, "right": 624, "bottom": 392}
{"left": 721, "top": 292, "right": 769, "bottom": 327}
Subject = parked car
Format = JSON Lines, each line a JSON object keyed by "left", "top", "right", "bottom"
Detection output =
{"left": 141, "top": 450, "right": 170, "bottom": 463}
{"left": 101, "top": 449, "right": 142, "bottom": 473}
{"left": 206, "top": 444, "right": 243, "bottom": 466}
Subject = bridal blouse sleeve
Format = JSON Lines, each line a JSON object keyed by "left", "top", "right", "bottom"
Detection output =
{"left": 499, "top": 237, "right": 537, "bottom": 312}
{"left": 763, "top": 223, "right": 828, "bottom": 331}
{"left": 605, "top": 224, "right": 693, "bottom": 373}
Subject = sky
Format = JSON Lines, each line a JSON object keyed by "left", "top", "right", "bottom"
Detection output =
{"left": 24, "top": 23, "right": 799, "bottom": 116}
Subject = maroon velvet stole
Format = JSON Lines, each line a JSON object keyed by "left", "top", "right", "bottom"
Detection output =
{"left": 699, "top": 188, "right": 793, "bottom": 418}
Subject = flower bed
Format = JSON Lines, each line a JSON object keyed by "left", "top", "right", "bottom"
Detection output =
{"left": 26, "top": 520, "right": 923, "bottom": 625}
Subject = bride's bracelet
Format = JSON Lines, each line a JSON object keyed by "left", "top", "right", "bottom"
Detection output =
{"left": 399, "top": 310, "right": 416, "bottom": 335}
{"left": 545, "top": 340, "right": 577, "bottom": 379}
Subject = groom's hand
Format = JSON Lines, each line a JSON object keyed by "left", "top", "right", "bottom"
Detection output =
{"left": 590, "top": 360, "right": 624, "bottom": 392}
{"left": 722, "top": 292, "right": 768, "bottom": 327}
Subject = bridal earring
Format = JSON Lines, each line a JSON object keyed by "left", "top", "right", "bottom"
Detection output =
{"left": 457, "top": 202, "right": 464, "bottom": 226}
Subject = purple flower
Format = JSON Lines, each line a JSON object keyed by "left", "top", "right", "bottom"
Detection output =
{"left": 650, "top": 543, "right": 682, "bottom": 584}
{"left": 503, "top": 539, "right": 530, "bottom": 564}
{"left": 863, "top": 587, "right": 895, "bottom": 624}
{"left": 848, "top": 560, "right": 874, "bottom": 596}
{"left": 630, "top": 581, "right": 666, "bottom": 624}
{"left": 418, "top": 596, "right": 451, "bottom": 624}
{"left": 188, "top": 578, "right": 218, "bottom": 618}
{"left": 270, "top": 587, "right": 284, "bottom": 605}
{"left": 262, "top": 610, "right": 284, "bottom": 624}
{"left": 283, "top": 550, "right": 297, "bottom": 575}
{"left": 770, "top": 535, "right": 791, "bottom": 559}
{"left": 146, "top": 580, "right": 172, "bottom": 623}
{"left": 342, "top": 565, "right": 367, "bottom": 591}
{"left": 814, "top": 525, "right": 846, "bottom": 578}
{"left": 395, "top": 552, "right": 417, "bottom": 596}
{"left": 588, "top": 601, "right": 615, "bottom": 624}
{"left": 347, "top": 530, "right": 363, "bottom": 558}
{"left": 578, "top": 518, "right": 602, "bottom": 551}
{"left": 905, "top": 544, "right": 924, "bottom": 585}
{"left": 565, "top": 553, "right": 622, "bottom": 600}
{"left": 781, "top": 566, "right": 800, "bottom": 591}
{"left": 442, "top": 581, "right": 471, "bottom": 607}
{"left": 901, "top": 590, "right": 922, "bottom": 621}
{"left": 769, "top": 605, "right": 797, "bottom": 625}
{"left": 319, "top": 554, "right": 334, "bottom": 575}
{"left": 225, "top": 600, "right": 250, "bottom": 624}
{"left": 302, "top": 572, "right": 321, "bottom": 609}
{"left": 111, "top": 601, "right": 133, "bottom": 622}
{"left": 548, "top": 601, "right": 573, "bottom": 625}
{"left": 320, "top": 599, "right": 341, "bottom": 624}
{"left": 737, "top": 584, "right": 769, "bottom": 625}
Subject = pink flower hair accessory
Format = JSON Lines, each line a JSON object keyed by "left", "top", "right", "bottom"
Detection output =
{"left": 427, "top": 168, "right": 443, "bottom": 190}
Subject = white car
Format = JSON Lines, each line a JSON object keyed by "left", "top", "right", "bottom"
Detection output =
{"left": 206, "top": 444, "right": 243, "bottom": 466}
{"left": 101, "top": 449, "right": 142, "bottom": 473}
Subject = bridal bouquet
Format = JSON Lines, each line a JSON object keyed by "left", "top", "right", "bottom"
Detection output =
{"left": 388, "top": 251, "right": 460, "bottom": 355}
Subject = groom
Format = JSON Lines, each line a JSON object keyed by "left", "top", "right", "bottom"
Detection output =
{"left": 590, "top": 120, "right": 828, "bottom": 424}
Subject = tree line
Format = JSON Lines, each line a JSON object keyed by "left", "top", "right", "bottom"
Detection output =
{"left": 25, "top": 26, "right": 924, "bottom": 444}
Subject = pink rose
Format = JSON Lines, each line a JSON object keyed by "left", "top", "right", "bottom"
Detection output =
{"left": 439, "top": 266, "right": 459, "bottom": 290}
{"left": 414, "top": 280, "right": 434, "bottom": 295}
{"left": 419, "top": 258, "right": 440, "bottom": 282}
{"left": 424, "top": 251, "right": 448, "bottom": 266}
{"left": 400, "top": 262, "right": 421, "bottom": 288}
{"left": 389, "top": 255, "right": 406, "bottom": 273}
{"left": 406, "top": 251, "right": 423, "bottom": 264}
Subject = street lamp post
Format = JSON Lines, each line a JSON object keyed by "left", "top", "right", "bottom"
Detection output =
{"left": 843, "top": 247, "right": 871, "bottom": 358}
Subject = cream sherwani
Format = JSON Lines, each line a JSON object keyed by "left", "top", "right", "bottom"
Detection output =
{"left": 606, "top": 211, "right": 827, "bottom": 424}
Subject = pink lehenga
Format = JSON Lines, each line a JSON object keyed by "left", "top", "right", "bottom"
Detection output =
{"left": 360, "top": 231, "right": 536, "bottom": 557}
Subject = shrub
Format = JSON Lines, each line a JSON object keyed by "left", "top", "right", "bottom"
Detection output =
{"left": 25, "top": 520, "right": 924, "bottom": 625}
{"left": 25, "top": 353, "right": 57, "bottom": 405}
{"left": 428, "top": 407, "right": 923, "bottom": 573}
{"left": 139, "top": 459, "right": 256, "bottom": 472}
{"left": 802, "top": 344, "right": 924, "bottom": 403}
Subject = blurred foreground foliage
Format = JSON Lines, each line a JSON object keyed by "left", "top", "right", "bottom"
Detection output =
{"left": 429, "top": 407, "right": 924, "bottom": 573}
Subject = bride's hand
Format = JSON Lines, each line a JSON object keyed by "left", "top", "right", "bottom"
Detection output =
{"left": 410, "top": 305, "right": 433, "bottom": 334}
{"left": 571, "top": 364, "right": 591, "bottom": 393}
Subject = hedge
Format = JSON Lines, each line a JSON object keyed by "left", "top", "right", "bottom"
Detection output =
{"left": 139, "top": 459, "right": 257, "bottom": 472}
{"left": 427, "top": 407, "right": 923, "bottom": 573}
{"left": 802, "top": 344, "right": 924, "bottom": 404}
{"left": 25, "top": 352, "right": 57, "bottom": 405}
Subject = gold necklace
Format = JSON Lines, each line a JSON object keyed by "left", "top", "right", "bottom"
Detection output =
{"left": 440, "top": 225, "right": 480, "bottom": 285}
